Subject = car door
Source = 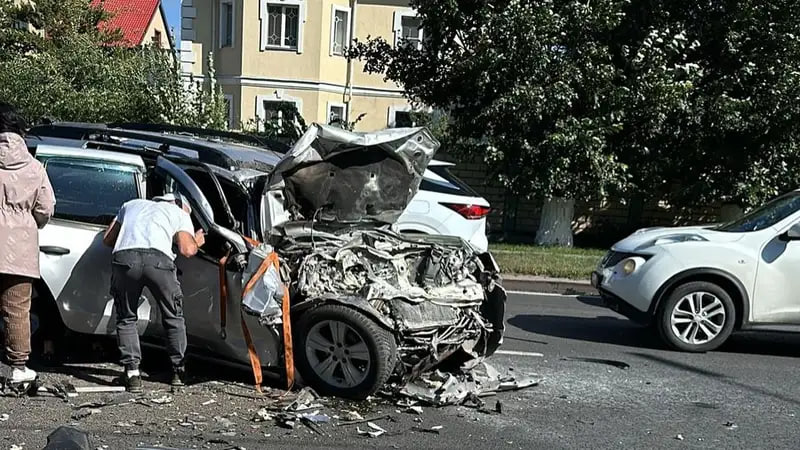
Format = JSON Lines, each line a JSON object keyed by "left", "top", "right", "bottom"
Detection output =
{"left": 153, "top": 157, "right": 283, "bottom": 368}
{"left": 752, "top": 215, "right": 800, "bottom": 323}
{"left": 36, "top": 154, "right": 149, "bottom": 335}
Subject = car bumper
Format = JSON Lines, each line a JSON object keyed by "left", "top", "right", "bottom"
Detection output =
{"left": 592, "top": 271, "right": 653, "bottom": 326}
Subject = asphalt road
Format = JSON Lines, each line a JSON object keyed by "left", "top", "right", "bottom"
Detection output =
{"left": 2, "top": 292, "right": 800, "bottom": 449}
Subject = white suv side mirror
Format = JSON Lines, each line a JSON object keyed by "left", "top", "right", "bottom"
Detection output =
{"left": 780, "top": 223, "right": 800, "bottom": 242}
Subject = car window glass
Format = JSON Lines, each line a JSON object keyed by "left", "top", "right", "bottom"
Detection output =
{"left": 43, "top": 158, "right": 139, "bottom": 226}
{"left": 716, "top": 193, "right": 800, "bottom": 232}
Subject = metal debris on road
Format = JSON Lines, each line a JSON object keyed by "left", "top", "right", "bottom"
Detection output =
{"left": 151, "top": 395, "right": 173, "bottom": 405}
{"left": 724, "top": 421, "right": 738, "bottom": 430}
{"left": 214, "top": 416, "right": 236, "bottom": 429}
{"left": 0, "top": 413, "right": 8, "bottom": 421}
{"left": 202, "top": 399, "right": 216, "bottom": 406}
{"left": 71, "top": 408, "right": 101, "bottom": 420}
{"left": 337, "top": 414, "right": 393, "bottom": 427}
{"left": 404, "top": 406, "right": 423, "bottom": 415}
{"left": 675, "top": 434, "right": 685, "bottom": 441}
{"left": 396, "top": 361, "right": 540, "bottom": 406}
{"left": 357, "top": 422, "right": 386, "bottom": 438}
{"left": 562, "top": 357, "right": 630, "bottom": 370}
{"left": 341, "top": 410, "right": 364, "bottom": 422}
{"left": 414, "top": 425, "right": 443, "bottom": 434}
{"left": 252, "top": 408, "right": 273, "bottom": 422}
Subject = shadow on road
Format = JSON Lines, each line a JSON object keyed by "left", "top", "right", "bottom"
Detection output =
{"left": 507, "top": 308, "right": 662, "bottom": 350}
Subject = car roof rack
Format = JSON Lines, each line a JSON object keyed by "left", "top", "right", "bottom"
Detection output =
{"left": 107, "top": 122, "right": 291, "bottom": 153}
{"left": 28, "top": 122, "right": 243, "bottom": 170}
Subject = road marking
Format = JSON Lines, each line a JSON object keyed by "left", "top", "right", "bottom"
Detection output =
{"left": 495, "top": 350, "right": 544, "bottom": 357}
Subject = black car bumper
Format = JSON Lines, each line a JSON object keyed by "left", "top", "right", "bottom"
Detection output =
{"left": 592, "top": 271, "right": 652, "bottom": 326}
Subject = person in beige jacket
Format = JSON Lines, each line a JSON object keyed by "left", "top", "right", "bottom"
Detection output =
{"left": 0, "top": 103, "right": 55, "bottom": 386}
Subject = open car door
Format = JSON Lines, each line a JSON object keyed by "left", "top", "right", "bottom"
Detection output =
{"left": 152, "top": 157, "right": 284, "bottom": 370}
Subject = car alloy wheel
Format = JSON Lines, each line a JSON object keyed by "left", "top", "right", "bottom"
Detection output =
{"left": 657, "top": 280, "right": 736, "bottom": 353}
{"left": 305, "top": 320, "right": 371, "bottom": 389}
{"left": 670, "top": 291, "right": 726, "bottom": 345}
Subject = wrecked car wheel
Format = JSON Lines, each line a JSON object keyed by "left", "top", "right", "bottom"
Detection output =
{"left": 295, "top": 305, "right": 397, "bottom": 399}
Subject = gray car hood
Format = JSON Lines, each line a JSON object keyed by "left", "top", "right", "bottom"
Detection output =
{"left": 268, "top": 124, "right": 439, "bottom": 224}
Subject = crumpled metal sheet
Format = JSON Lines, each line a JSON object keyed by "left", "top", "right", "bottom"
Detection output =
{"left": 267, "top": 124, "right": 439, "bottom": 224}
{"left": 396, "top": 362, "right": 540, "bottom": 406}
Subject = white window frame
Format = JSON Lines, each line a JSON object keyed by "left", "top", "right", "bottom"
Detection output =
{"left": 259, "top": 0, "right": 306, "bottom": 54}
{"left": 223, "top": 94, "right": 235, "bottom": 129}
{"left": 219, "top": 0, "right": 235, "bottom": 48}
{"left": 255, "top": 92, "right": 303, "bottom": 132}
{"left": 329, "top": 4, "right": 351, "bottom": 57}
{"left": 326, "top": 101, "right": 348, "bottom": 125}
{"left": 393, "top": 9, "right": 423, "bottom": 50}
{"left": 388, "top": 105, "right": 415, "bottom": 128}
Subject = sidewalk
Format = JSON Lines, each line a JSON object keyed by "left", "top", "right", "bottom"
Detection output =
{"left": 501, "top": 274, "right": 597, "bottom": 296}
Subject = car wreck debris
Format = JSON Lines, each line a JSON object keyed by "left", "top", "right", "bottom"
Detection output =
{"left": 42, "top": 426, "right": 92, "bottom": 450}
{"left": 357, "top": 422, "right": 387, "bottom": 438}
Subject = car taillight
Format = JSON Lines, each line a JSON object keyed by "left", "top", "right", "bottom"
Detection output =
{"left": 441, "top": 203, "right": 491, "bottom": 220}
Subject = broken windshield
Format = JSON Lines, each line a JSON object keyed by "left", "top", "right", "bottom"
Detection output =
{"left": 715, "top": 192, "right": 800, "bottom": 232}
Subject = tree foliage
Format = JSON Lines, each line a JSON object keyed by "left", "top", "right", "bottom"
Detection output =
{"left": 0, "top": 0, "right": 226, "bottom": 128}
{"left": 350, "top": 0, "right": 800, "bottom": 210}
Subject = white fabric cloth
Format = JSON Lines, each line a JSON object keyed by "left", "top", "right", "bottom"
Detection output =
{"left": 113, "top": 199, "right": 194, "bottom": 260}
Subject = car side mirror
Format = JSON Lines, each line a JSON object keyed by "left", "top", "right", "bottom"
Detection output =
{"left": 780, "top": 223, "right": 800, "bottom": 242}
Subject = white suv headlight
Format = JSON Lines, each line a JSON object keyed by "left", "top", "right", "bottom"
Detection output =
{"left": 621, "top": 258, "right": 636, "bottom": 275}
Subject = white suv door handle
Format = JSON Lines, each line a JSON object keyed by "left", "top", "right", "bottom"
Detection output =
{"left": 40, "top": 246, "right": 70, "bottom": 256}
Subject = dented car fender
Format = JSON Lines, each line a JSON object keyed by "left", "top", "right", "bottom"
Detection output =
{"left": 290, "top": 296, "right": 396, "bottom": 331}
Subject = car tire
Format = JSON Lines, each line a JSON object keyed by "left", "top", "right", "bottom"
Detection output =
{"left": 656, "top": 281, "right": 736, "bottom": 352}
{"left": 294, "top": 305, "right": 397, "bottom": 399}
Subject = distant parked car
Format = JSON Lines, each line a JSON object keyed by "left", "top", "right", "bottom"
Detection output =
{"left": 593, "top": 190, "right": 800, "bottom": 352}
{"left": 396, "top": 161, "right": 491, "bottom": 252}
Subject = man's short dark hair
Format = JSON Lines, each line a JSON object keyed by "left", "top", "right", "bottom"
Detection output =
{"left": 0, "top": 102, "right": 27, "bottom": 136}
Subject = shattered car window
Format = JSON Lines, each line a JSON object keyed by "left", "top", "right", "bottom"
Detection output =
{"left": 43, "top": 158, "right": 139, "bottom": 226}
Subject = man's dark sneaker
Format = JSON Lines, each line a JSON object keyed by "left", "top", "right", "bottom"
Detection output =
{"left": 124, "top": 373, "right": 143, "bottom": 393}
{"left": 170, "top": 366, "right": 186, "bottom": 387}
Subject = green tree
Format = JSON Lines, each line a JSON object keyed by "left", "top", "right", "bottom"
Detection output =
{"left": 609, "top": 0, "right": 800, "bottom": 215}
{"left": 0, "top": 0, "right": 226, "bottom": 128}
{"left": 350, "top": 0, "right": 631, "bottom": 246}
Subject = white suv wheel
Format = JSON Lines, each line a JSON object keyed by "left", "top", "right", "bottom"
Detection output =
{"left": 670, "top": 292, "right": 726, "bottom": 345}
{"left": 657, "top": 281, "right": 736, "bottom": 352}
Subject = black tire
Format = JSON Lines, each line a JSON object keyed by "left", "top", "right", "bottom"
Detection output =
{"left": 294, "top": 304, "right": 397, "bottom": 399}
{"left": 656, "top": 281, "right": 736, "bottom": 352}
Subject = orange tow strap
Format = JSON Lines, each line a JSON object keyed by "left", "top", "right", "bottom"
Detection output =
{"left": 218, "top": 250, "right": 231, "bottom": 340}
{"left": 230, "top": 236, "right": 294, "bottom": 391}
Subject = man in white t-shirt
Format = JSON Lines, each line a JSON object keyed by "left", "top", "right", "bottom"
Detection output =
{"left": 102, "top": 193, "right": 205, "bottom": 393}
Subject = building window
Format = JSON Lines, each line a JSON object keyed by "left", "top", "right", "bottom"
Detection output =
{"left": 388, "top": 106, "right": 416, "bottom": 128}
{"left": 256, "top": 94, "right": 302, "bottom": 132}
{"left": 266, "top": 3, "right": 299, "bottom": 49}
{"left": 330, "top": 5, "right": 350, "bottom": 56}
{"left": 152, "top": 30, "right": 162, "bottom": 46}
{"left": 394, "top": 11, "right": 424, "bottom": 49}
{"left": 220, "top": 0, "right": 234, "bottom": 48}
{"left": 223, "top": 95, "right": 234, "bottom": 129}
{"left": 327, "top": 102, "right": 346, "bottom": 126}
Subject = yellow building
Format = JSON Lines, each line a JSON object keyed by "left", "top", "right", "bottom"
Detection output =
{"left": 180, "top": 0, "right": 422, "bottom": 131}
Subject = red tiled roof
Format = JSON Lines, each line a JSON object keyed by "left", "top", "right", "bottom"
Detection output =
{"left": 92, "top": 0, "right": 161, "bottom": 46}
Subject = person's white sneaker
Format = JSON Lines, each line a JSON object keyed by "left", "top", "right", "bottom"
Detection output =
{"left": 10, "top": 367, "right": 37, "bottom": 383}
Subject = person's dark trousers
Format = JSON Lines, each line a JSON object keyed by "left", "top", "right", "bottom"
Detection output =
{"left": 110, "top": 249, "right": 187, "bottom": 371}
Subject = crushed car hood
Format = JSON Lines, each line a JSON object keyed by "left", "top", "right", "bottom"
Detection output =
{"left": 613, "top": 224, "right": 742, "bottom": 253}
{"left": 268, "top": 124, "right": 439, "bottom": 224}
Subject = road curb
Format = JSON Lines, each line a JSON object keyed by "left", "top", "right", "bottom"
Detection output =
{"left": 501, "top": 275, "right": 598, "bottom": 296}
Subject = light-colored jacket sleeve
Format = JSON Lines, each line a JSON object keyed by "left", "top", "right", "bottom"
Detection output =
{"left": 33, "top": 168, "right": 55, "bottom": 229}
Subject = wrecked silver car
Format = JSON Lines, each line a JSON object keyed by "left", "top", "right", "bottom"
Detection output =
{"left": 28, "top": 123, "right": 507, "bottom": 399}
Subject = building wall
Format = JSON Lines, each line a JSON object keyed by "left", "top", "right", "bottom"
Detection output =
{"left": 184, "top": 0, "right": 413, "bottom": 130}
{"left": 142, "top": 7, "right": 172, "bottom": 49}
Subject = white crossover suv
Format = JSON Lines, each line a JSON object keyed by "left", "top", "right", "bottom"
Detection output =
{"left": 396, "top": 161, "right": 491, "bottom": 252}
{"left": 593, "top": 191, "right": 800, "bottom": 352}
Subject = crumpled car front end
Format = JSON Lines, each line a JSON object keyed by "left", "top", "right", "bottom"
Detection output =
{"left": 259, "top": 124, "right": 507, "bottom": 399}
